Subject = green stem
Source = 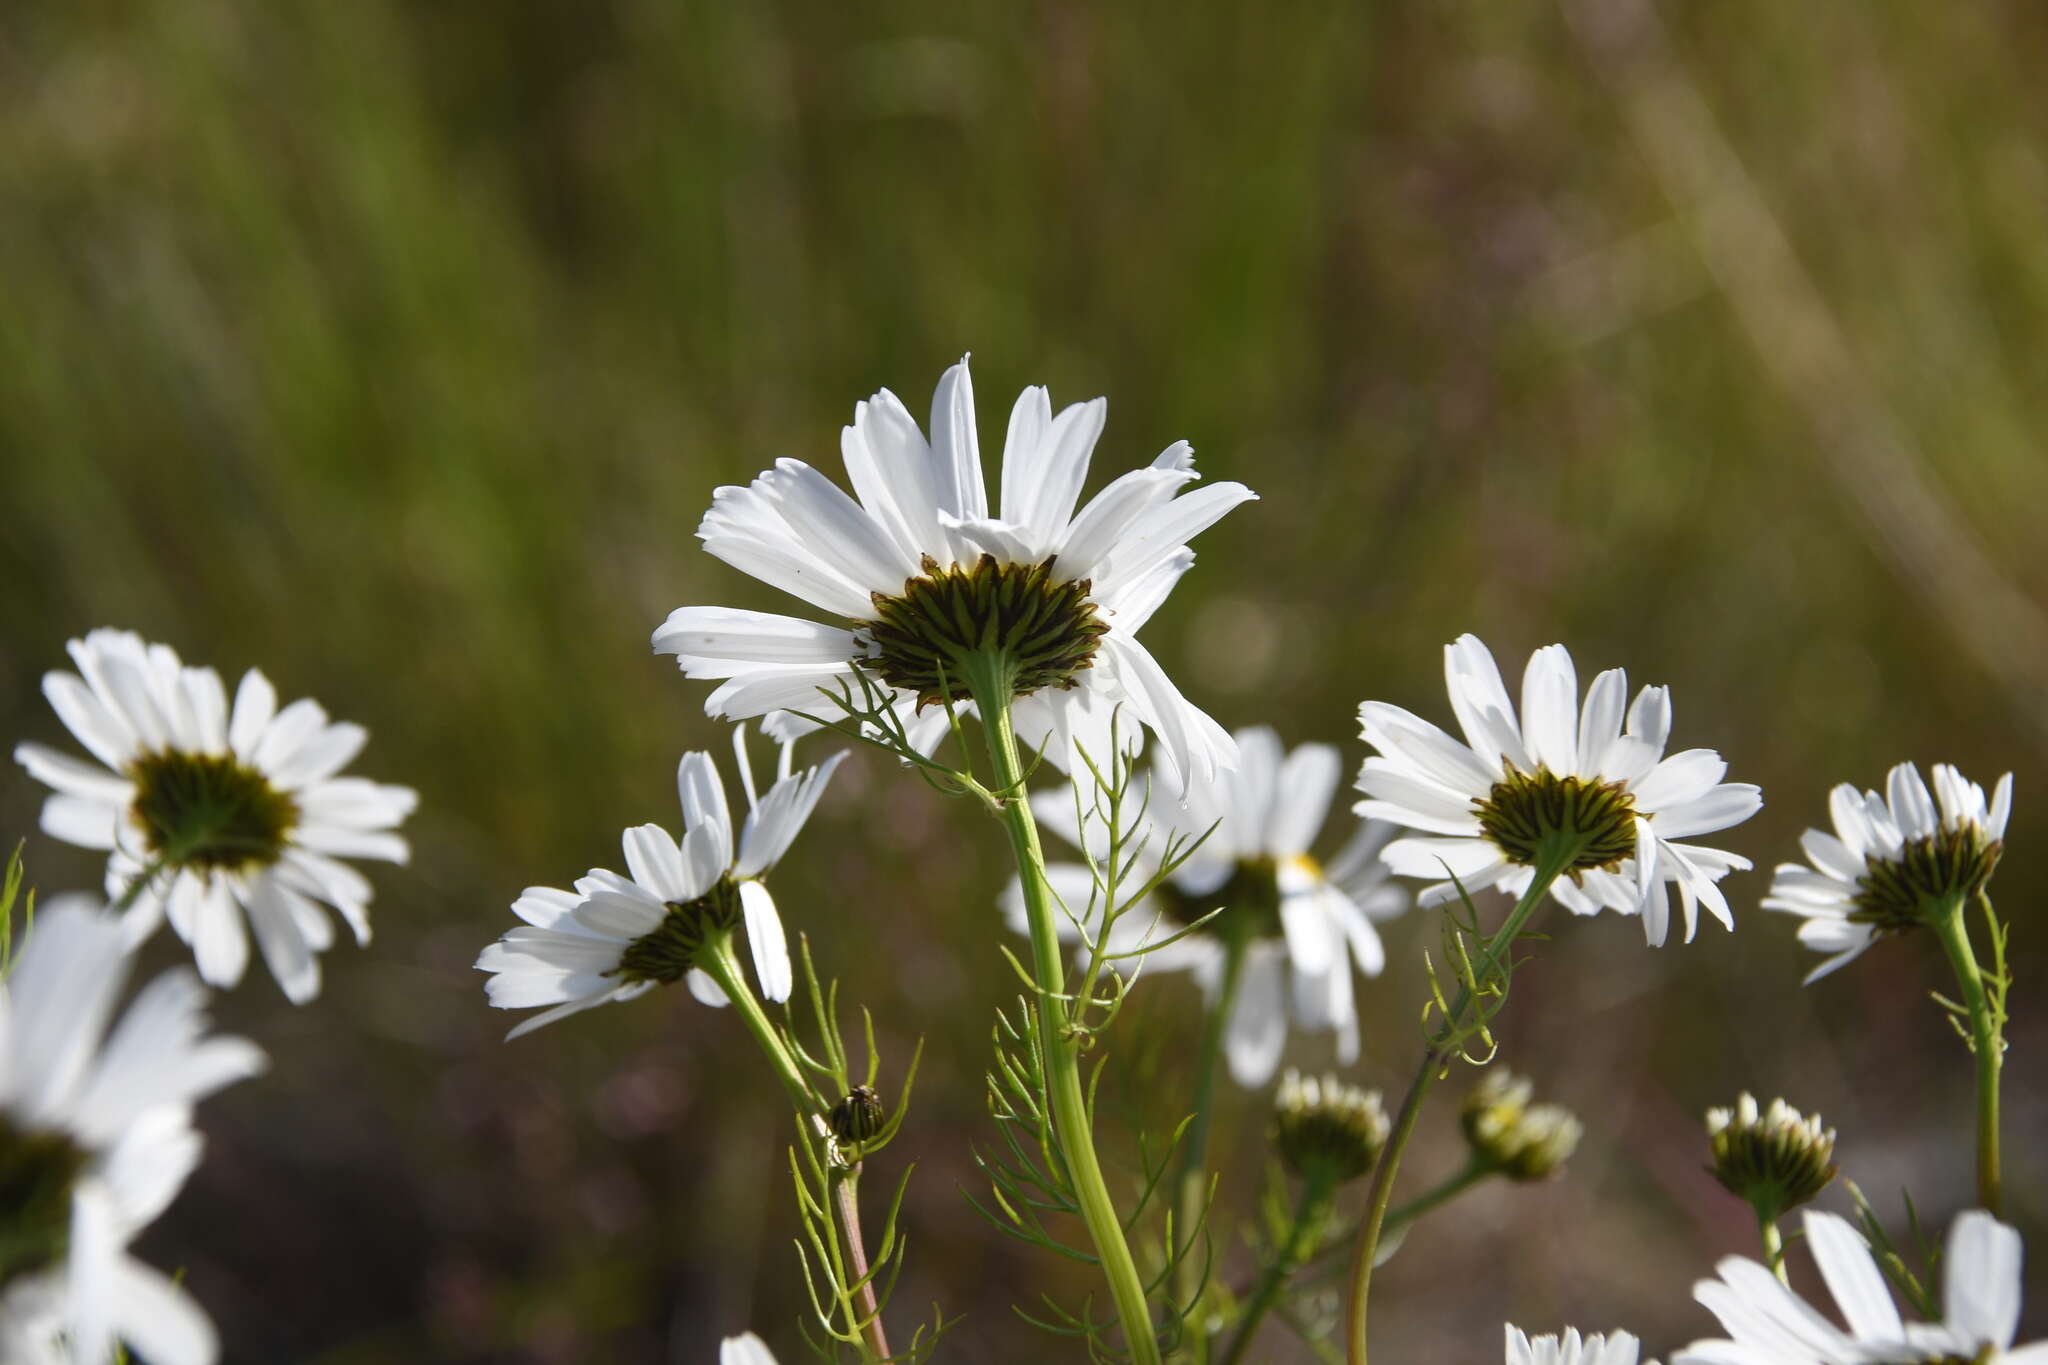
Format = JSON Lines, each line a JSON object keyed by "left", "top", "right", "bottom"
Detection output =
{"left": 1343, "top": 846, "right": 1576, "bottom": 1365}
{"left": 1383, "top": 1158, "right": 1489, "bottom": 1230}
{"left": 968, "top": 658, "right": 1161, "bottom": 1365}
{"left": 1760, "top": 1214, "right": 1787, "bottom": 1285}
{"left": 1176, "top": 929, "right": 1250, "bottom": 1343}
{"left": 702, "top": 936, "right": 818, "bottom": 1119}
{"left": 1291, "top": 1163, "right": 1497, "bottom": 1292}
{"left": 1931, "top": 898, "right": 2002, "bottom": 1215}
{"left": 113, "top": 854, "right": 173, "bottom": 915}
{"left": 1219, "top": 1172, "right": 1334, "bottom": 1365}
{"left": 702, "top": 940, "right": 890, "bottom": 1361}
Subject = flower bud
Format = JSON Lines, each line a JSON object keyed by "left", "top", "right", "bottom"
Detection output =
{"left": 1461, "top": 1068, "right": 1582, "bottom": 1181}
{"left": 830, "top": 1085, "right": 886, "bottom": 1145}
{"left": 1274, "top": 1069, "right": 1390, "bottom": 1185}
{"left": 1705, "top": 1093, "right": 1836, "bottom": 1223}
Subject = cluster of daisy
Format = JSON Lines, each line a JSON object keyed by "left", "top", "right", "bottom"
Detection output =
{"left": 3, "top": 355, "right": 2038, "bottom": 1364}
{"left": 5, "top": 630, "right": 415, "bottom": 1361}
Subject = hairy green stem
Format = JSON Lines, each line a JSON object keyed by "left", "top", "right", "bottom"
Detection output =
{"left": 1931, "top": 898, "right": 2002, "bottom": 1215}
{"left": 1343, "top": 845, "right": 1576, "bottom": 1365}
{"left": 968, "top": 658, "right": 1161, "bottom": 1365}
{"left": 1219, "top": 1171, "right": 1334, "bottom": 1365}
{"left": 703, "top": 939, "right": 890, "bottom": 1361}
{"left": 1176, "top": 929, "right": 1249, "bottom": 1346}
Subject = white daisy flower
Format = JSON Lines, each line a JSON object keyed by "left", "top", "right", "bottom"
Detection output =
{"left": 1762, "top": 762, "right": 2011, "bottom": 983}
{"left": 1356, "top": 634, "right": 1762, "bottom": 946}
{"left": 14, "top": 628, "right": 417, "bottom": 1004}
{"left": 0, "top": 897, "right": 266, "bottom": 1365}
{"left": 651, "top": 355, "right": 1256, "bottom": 789}
{"left": 1009, "top": 727, "right": 1409, "bottom": 1086}
{"left": 477, "top": 730, "right": 843, "bottom": 1039}
{"left": 1677, "top": 1208, "right": 2046, "bottom": 1364}
{"left": 1507, "top": 1325, "right": 1655, "bottom": 1365}
{"left": 721, "top": 1332, "right": 778, "bottom": 1365}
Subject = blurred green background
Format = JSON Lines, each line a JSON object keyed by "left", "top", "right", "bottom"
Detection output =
{"left": 3, "top": 0, "right": 2044, "bottom": 1359}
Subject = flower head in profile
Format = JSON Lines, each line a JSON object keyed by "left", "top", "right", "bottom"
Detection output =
{"left": 1704, "top": 1093, "right": 1836, "bottom": 1226}
{"left": 1357, "top": 634, "right": 1762, "bottom": 946}
{"left": 652, "top": 356, "right": 1256, "bottom": 789}
{"left": 1462, "top": 1068, "right": 1582, "bottom": 1181}
{"left": 1507, "top": 1325, "right": 1655, "bottom": 1365}
{"left": 0, "top": 898, "right": 266, "bottom": 1365}
{"left": 15, "top": 629, "right": 417, "bottom": 1003}
{"left": 1677, "top": 1208, "right": 2043, "bottom": 1364}
{"left": 1763, "top": 762, "right": 2011, "bottom": 982}
{"left": 1274, "top": 1069, "right": 1389, "bottom": 1185}
{"left": 478, "top": 729, "right": 843, "bottom": 1038}
{"left": 1007, "top": 727, "right": 1410, "bottom": 1085}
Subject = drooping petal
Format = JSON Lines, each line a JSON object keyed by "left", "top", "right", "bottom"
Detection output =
{"left": 739, "top": 880, "right": 793, "bottom": 1003}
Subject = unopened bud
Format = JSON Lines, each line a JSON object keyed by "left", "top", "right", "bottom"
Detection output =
{"left": 830, "top": 1085, "right": 886, "bottom": 1145}
{"left": 1462, "top": 1068, "right": 1582, "bottom": 1181}
{"left": 1706, "top": 1093, "right": 1836, "bottom": 1223}
{"left": 1274, "top": 1070, "right": 1390, "bottom": 1185}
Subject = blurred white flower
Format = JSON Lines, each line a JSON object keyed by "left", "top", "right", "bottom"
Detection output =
{"left": 1763, "top": 762, "right": 2011, "bottom": 982}
{"left": 652, "top": 355, "right": 1255, "bottom": 789}
{"left": 0, "top": 898, "right": 265, "bottom": 1365}
{"left": 1677, "top": 1208, "right": 2045, "bottom": 1364}
{"left": 478, "top": 730, "right": 842, "bottom": 1038}
{"left": 14, "top": 628, "right": 416, "bottom": 1003}
{"left": 1507, "top": 1325, "right": 1654, "bottom": 1365}
{"left": 1008, "top": 726, "right": 1408, "bottom": 1086}
{"left": 721, "top": 1332, "right": 778, "bottom": 1365}
{"left": 1356, "top": 633, "right": 1761, "bottom": 945}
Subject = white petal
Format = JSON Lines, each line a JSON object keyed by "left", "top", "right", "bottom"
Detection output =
{"left": 740, "top": 880, "right": 792, "bottom": 1003}
{"left": 267, "top": 721, "right": 368, "bottom": 789}
{"left": 1629, "top": 749, "right": 1728, "bottom": 811}
{"left": 1886, "top": 763, "right": 1939, "bottom": 841}
{"left": 1519, "top": 644, "right": 1579, "bottom": 776}
{"left": 66, "top": 1183, "right": 121, "bottom": 1365}
{"left": 38, "top": 793, "right": 123, "bottom": 851}
{"left": 108, "top": 1254, "right": 219, "bottom": 1365}
{"left": 7, "top": 903, "right": 132, "bottom": 1123}
{"left": 1093, "top": 481, "right": 1257, "bottom": 592}
{"left": 704, "top": 665, "right": 864, "bottom": 723}
{"left": 1101, "top": 636, "right": 1235, "bottom": 792}
{"left": 757, "top": 458, "right": 916, "bottom": 590}
{"left": 1988, "top": 773, "right": 2013, "bottom": 839}
{"left": 687, "top": 968, "right": 730, "bottom": 1007}
{"left": 928, "top": 357, "right": 987, "bottom": 520}
{"left": 227, "top": 669, "right": 277, "bottom": 759}
{"left": 243, "top": 876, "right": 322, "bottom": 1004}
{"left": 14, "top": 743, "right": 131, "bottom": 803}
{"left": 1267, "top": 743, "right": 1341, "bottom": 856}
{"left": 1002, "top": 388, "right": 1102, "bottom": 542}
{"left": 1444, "top": 635, "right": 1531, "bottom": 775}
{"left": 653, "top": 607, "right": 860, "bottom": 674}
{"left": 1941, "top": 1210, "right": 2022, "bottom": 1349}
{"left": 1576, "top": 667, "right": 1628, "bottom": 777}
{"left": 721, "top": 1332, "right": 780, "bottom": 1365}
{"left": 1803, "top": 1211, "right": 1902, "bottom": 1344}
{"left": 1056, "top": 467, "right": 1199, "bottom": 581}
{"left": 842, "top": 389, "right": 944, "bottom": 563}
{"left": 1652, "top": 785, "right": 1763, "bottom": 838}
{"left": 1223, "top": 949, "right": 1288, "bottom": 1086}
{"left": 736, "top": 752, "right": 845, "bottom": 878}
{"left": 42, "top": 672, "right": 139, "bottom": 771}
{"left": 676, "top": 752, "right": 735, "bottom": 871}
{"left": 189, "top": 878, "right": 250, "bottom": 988}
